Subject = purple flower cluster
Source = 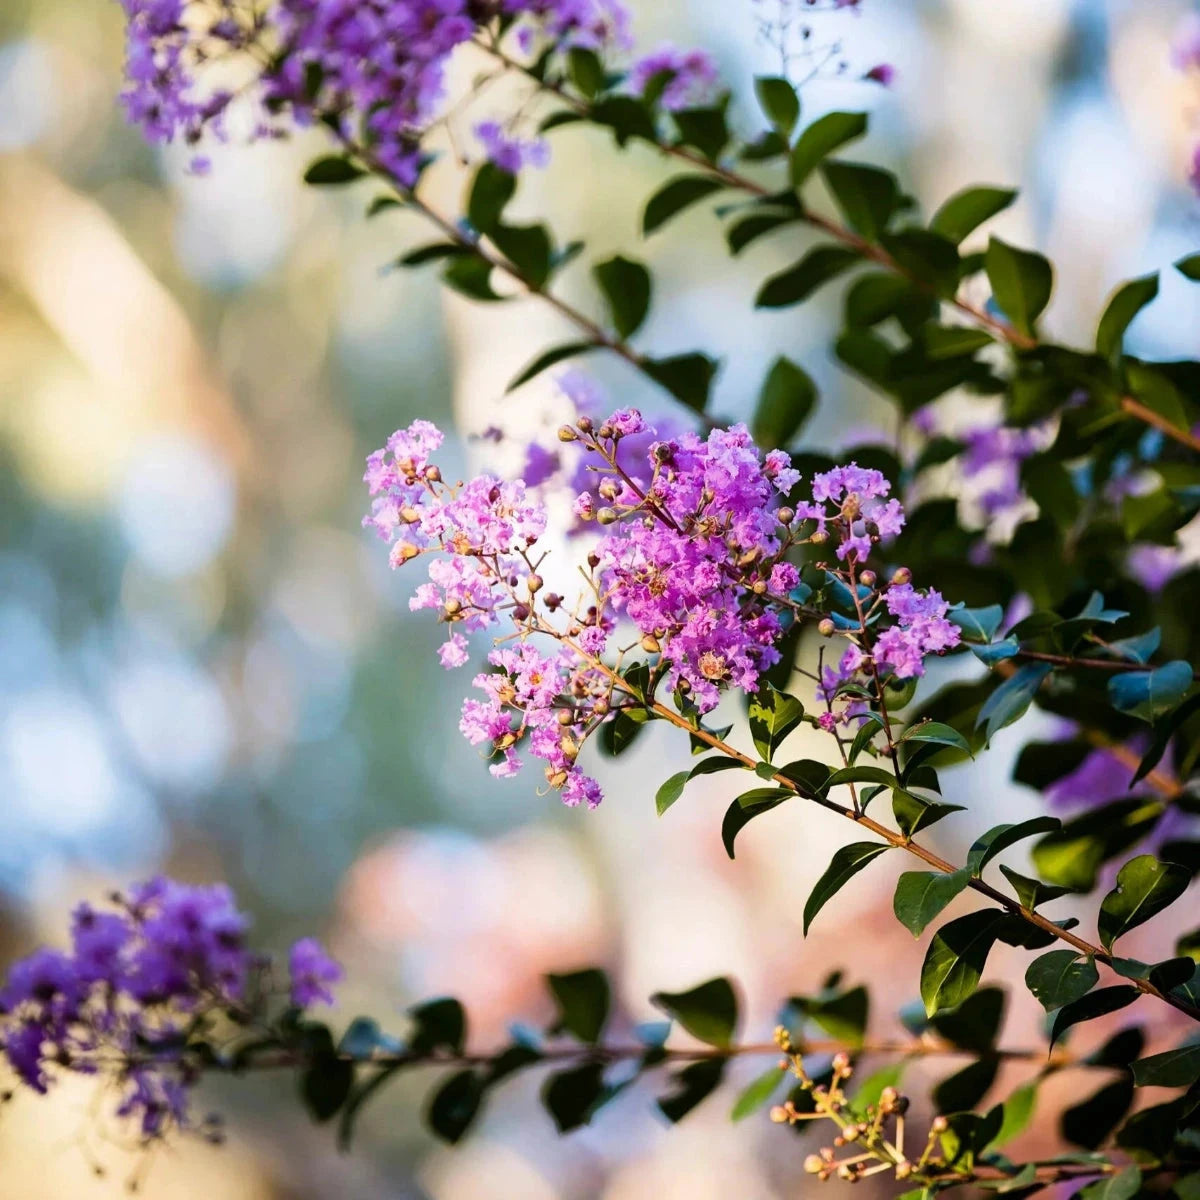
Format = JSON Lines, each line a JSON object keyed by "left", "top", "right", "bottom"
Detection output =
{"left": 0, "top": 879, "right": 340, "bottom": 1140}
{"left": 1174, "top": 14, "right": 1200, "bottom": 195}
{"left": 794, "top": 462, "right": 905, "bottom": 562}
{"left": 116, "top": 0, "right": 635, "bottom": 184}
{"left": 475, "top": 120, "right": 551, "bottom": 174}
{"left": 627, "top": 45, "right": 720, "bottom": 110}
{"left": 586, "top": 420, "right": 801, "bottom": 711}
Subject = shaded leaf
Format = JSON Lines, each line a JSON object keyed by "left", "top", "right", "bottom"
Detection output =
{"left": 548, "top": 969, "right": 610, "bottom": 1044}
{"left": 643, "top": 175, "right": 725, "bottom": 234}
{"left": 1025, "top": 950, "right": 1098, "bottom": 1012}
{"left": 893, "top": 869, "right": 972, "bottom": 937}
{"left": 592, "top": 255, "right": 652, "bottom": 338}
{"left": 985, "top": 236, "right": 1053, "bottom": 336}
{"left": 930, "top": 186, "right": 1018, "bottom": 245}
{"left": 1098, "top": 855, "right": 1191, "bottom": 951}
{"left": 651, "top": 978, "right": 739, "bottom": 1047}
{"left": 789, "top": 111, "right": 869, "bottom": 186}
{"left": 804, "top": 842, "right": 893, "bottom": 935}
{"left": 752, "top": 356, "right": 817, "bottom": 449}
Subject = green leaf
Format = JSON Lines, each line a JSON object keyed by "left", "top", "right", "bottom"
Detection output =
{"left": 506, "top": 341, "right": 595, "bottom": 391}
{"left": 726, "top": 210, "right": 798, "bottom": 255}
{"left": 657, "top": 757, "right": 745, "bottom": 817}
{"left": 541, "top": 1061, "right": 606, "bottom": 1132}
{"left": 721, "top": 792, "right": 788, "bottom": 858}
{"left": 441, "top": 255, "right": 504, "bottom": 302}
{"left": 900, "top": 721, "right": 972, "bottom": 755}
{"left": 397, "top": 242, "right": 471, "bottom": 267}
{"left": 754, "top": 76, "right": 800, "bottom": 135}
{"left": 1032, "top": 798, "right": 1166, "bottom": 892}
{"left": 789, "top": 111, "right": 869, "bottom": 186}
{"left": 1078, "top": 1167, "right": 1142, "bottom": 1200}
{"left": 892, "top": 791, "right": 965, "bottom": 838}
{"left": 752, "top": 356, "right": 817, "bottom": 449}
{"left": 643, "top": 175, "right": 726, "bottom": 235}
{"left": 755, "top": 244, "right": 861, "bottom": 308}
{"left": 820, "top": 160, "right": 901, "bottom": 241}
{"left": 1108, "top": 661, "right": 1193, "bottom": 723}
{"left": 804, "top": 842, "right": 893, "bottom": 935}
{"left": 1049, "top": 986, "right": 1139, "bottom": 1048}
{"left": 731, "top": 1064, "right": 786, "bottom": 1121}
{"left": 1130, "top": 1043, "right": 1200, "bottom": 1088}
{"left": 748, "top": 687, "right": 804, "bottom": 761}
{"left": 490, "top": 222, "right": 552, "bottom": 286}
{"left": 948, "top": 604, "right": 1005, "bottom": 644}
{"left": 976, "top": 664, "right": 1052, "bottom": 742}
{"left": 548, "top": 969, "right": 610, "bottom": 1044}
{"left": 467, "top": 162, "right": 516, "bottom": 234}
{"left": 801, "top": 985, "right": 870, "bottom": 1045}
{"left": 641, "top": 352, "right": 719, "bottom": 412}
{"left": 985, "top": 236, "right": 1054, "bottom": 336}
{"left": 592, "top": 255, "right": 652, "bottom": 339}
{"left": 1061, "top": 1079, "right": 1135, "bottom": 1150}
{"left": 303, "top": 155, "right": 365, "bottom": 185}
{"left": 657, "top": 1058, "right": 725, "bottom": 1122}
{"left": 1025, "top": 950, "right": 1099, "bottom": 1012}
{"left": 990, "top": 1081, "right": 1038, "bottom": 1148}
{"left": 300, "top": 1048, "right": 355, "bottom": 1122}
{"left": 599, "top": 708, "right": 648, "bottom": 757}
{"left": 929, "top": 987, "right": 1006, "bottom": 1053}
{"left": 409, "top": 997, "right": 466, "bottom": 1055}
{"left": 1176, "top": 253, "right": 1200, "bottom": 281}
{"left": 672, "top": 102, "right": 731, "bottom": 162}
{"left": 651, "top": 978, "right": 739, "bottom": 1047}
{"left": 998, "top": 864, "right": 1076, "bottom": 910}
{"left": 920, "top": 910, "right": 1006, "bottom": 1017}
{"left": 426, "top": 1069, "right": 484, "bottom": 1143}
{"left": 893, "top": 869, "right": 971, "bottom": 937}
{"left": 1096, "top": 273, "right": 1158, "bottom": 361}
{"left": 933, "top": 1058, "right": 999, "bottom": 1114}
{"left": 966, "top": 817, "right": 1062, "bottom": 876}
{"left": 567, "top": 47, "right": 605, "bottom": 98}
{"left": 1098, "top": 854, "right": 1192, "bottom": 951}
{"left": 929, "top": 185, "right": 1018, "bottom": 244}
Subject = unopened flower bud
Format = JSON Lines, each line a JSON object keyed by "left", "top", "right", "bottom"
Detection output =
{"left": 424, "top": 464, "right": 442, "bottom": 483}
{"left": 597, "top": 422, "right": 613, "bottom": 439}
{"left": 810, "top": 529, "right": 829, "bottom": 544}
{"left": 818, "top": 618, "right": 835, "bottom": 637}
{"left": 391, "top": 541, "right": 420, "bottom": 564}
{"left": 895, "top": 1162, "right": 913, "bottom": 1181}
{"left": 558, "top": 425, "right": 579, "bottom": 442}
{"left": 597, "top": 507, "right": 619, "bottom": 525}
{"left": 751, "top": 579, "right": 768, "bottom": 595}
{"left": 545, "top": 766, "right": 569, "bottom": 788}
{"left": 641, "top": 633, "right": 661, "bottom": 654}
{"left": 832, "top": 1052, "right": 852, "bottom": 1074}
{"left": 526, "top": 574, "right": 543, "bottom": 594}
{"left": 931, "top": 1115, "right": 948, "bottom": 1134}
{"left": 512, "top": 604, "right": 530, "bottom": 622}
{"left": 842, "top": 493, "right": 861, "bottom": 520}
{"left": 443, "top": 598, "right": 462, "bottom": 617}
{"left": 587, "top": 552, "right": 601, "bottom": 569}
{"left": 577, "top": 416, "right": 593, "bottom": 433}
{"left": 770, "top": 1105, "right": 791, "bottom": 1124}
{"left": 557, "top": 708, "right": 575, "bottom": 726}
{"left": 859, "top": 570, "right": 876, "bottom": 587}
{"left": 559, "top": 735, "right": 579, "bottom": 761}
{"left": 804, "top": 1155, "right": 825, "bottom": 1174}
{"left": 399, "top": 505, "right": 420, "bottom": 524}
{"left": 777, "top": 506, "right": 795, "bottom": 525}
{"left": 890, "top": 567, "right": 912, "bottom": 586}
{"left": 592, "top": 697, "right": 610, "bottom": 716}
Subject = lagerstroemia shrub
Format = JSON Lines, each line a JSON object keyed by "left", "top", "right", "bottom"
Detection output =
{"left": 6, "top": 0, "right": 1200, "bottom": 1192}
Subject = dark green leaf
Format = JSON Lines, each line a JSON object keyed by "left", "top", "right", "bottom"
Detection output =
{"left": 893, "top": 869, "right": 972, "bottom": 937}
{"left": 985, "top": 237, "right": 1054, "bottom": 337}
{"left": 900, "top": 721, "right": 973, "bottom": 755}
{"left": 976, "top": 664, "right": 1052, "bottom": 742}
{"left": 1025, "top": 950, "right": 1099, "bottom": 1012}
{"left": 1031, "top": 798, "right": 1166, "bottom": 891}
{"left": 1096, "top": 273, "right": 1159, "bottom": 361}
{"left": 999, "top": 865, "right": 1077, "bottom": 910}
{"left": 303, "top": 155, "right": 365, "bottom": 185}
{"left": 721, "top": 792, "right": 788, "bottom": 858}
{"left": 820, "top": 160, "right": 901, "bottom": 241}
{"left": 748, "top": 687, "right": 804, "bottom": 760}
{"left": 441, "top": 255, "right": 504, "bottom": 302}
{"left": 657, "top": 1058, "right": 725, "bottom": 1122}
{"left": 754, "top": 76, "right": 800, "bottom": 136}
{"left": 990, "top": 1081, "right": 1038, "bottom": 1148}
{"left": 1108, "top": 661, "right": 1194, "bottom": 723}
{"left": 643, "top": 175, "right": 726, "bottom": 235}
{"left": 1050, "top": 986, "right": 1139, "bottom": 1049}
{"left": 541, "top": 1061, "right": 606, "bottom": 1132}
{"left": 467, "top": 162, "right": 516, "bottom": 233}
{"left": 752, "top": 356, "right": 817, "bottom": 449}
{"left": 930, "top": 988, "right": 1006, "bottom": 1053}
{"left": 409, "top": 998, "right": 466, "bottom": 1055}
{"left": 426, "top": 1069, "right": 484, "bottom": 1143}
{"left": 1130, "top": 1043, "right": 1200, "bottom": 1088}
{"left": 967, "top": 817, "right": 1062, "bottom": 876}
{"left": 949, "top": 604, "right": 1005, "bottom": 643}
{"left": 804, "top": 842, "right": 893, "bottom": 935}
{"left": 1098, "top": 854, "right": 1191, "bottom": 951}
{"left": 755, "top": 244, "right": 861, "bottom": 308}
{"left": 929, "top": 185, "right": 1018, "bottom": 245}
{"left": 892, "top": 791, "right": 965, "bottom": 838}
{"left": 1175, "top": 253, "right": 1200, "bottom": 281}
{"left": 507, "top": 341, "right": 595, "bottom": 391}
{"left": 300, "top": 1050, "right": 355, "bottom": 1122}
{"left": 651, "top": 978, "right": 739, "bottom": 1047}
{"left": 920, "top": 910, "right": 1006, "bottom": 1017}
{"left": 592, "top": 255, "right": 652, "bottom": 338}
{"left": 933, "top": 1058, "right": 999, "bottom": 1114}
{"left": 641, "top": 352, "right": 719, "bottom": 412}
{"left": 398, "top": 242, "right": 471, "bottom": 267}
{"left": 789, "top": 111, "right": 869, "bottom": 186}
{"left": 548, "top": 969, "right": 610, "bottom": 1044}
{"left": 1061, "top": 1078, "right": 1135, "bottom": 1150}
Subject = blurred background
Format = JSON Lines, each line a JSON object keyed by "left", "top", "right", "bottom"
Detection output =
{"left": 0, "top": 0, "right": 1199, "bottom": 1195}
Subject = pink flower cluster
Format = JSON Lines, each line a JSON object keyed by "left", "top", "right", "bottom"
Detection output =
{"left": 627, "top": 45, "right": 720, "bottom": 110}
{"left": 795, "top": 462, "right": 905, "bottom": 562}
{"left": 0, "top": 879, "right": 339, "bottom": 1140}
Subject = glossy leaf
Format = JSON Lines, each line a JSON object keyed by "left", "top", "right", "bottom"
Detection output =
{"left": 1098, "top": 854, "right": 1191, "bottom": 951}
{"left": 820, "top": 160, "right": 901, "bottom": 241}
{"left": 748, "top": 687, "right": 804, "bottom": 760}
{"left": 985, "top": 236, "right": 1054, "bottom": 337}
{"left": 1130, "top": 1043, "right": 1200, "bottom": 1088}
{"left": 427, "top": 1069, "right": 484, "bottom": 1143}
{"left": 1025, "top": 950, "right": 1099, "bottom": 1012}
{"left": 1049, "top": 986, "right": 1139, "bottom": 1048}
{"left": 929, "top": 185, "right": 1017, "bottom": 244}
{"left": 592, "top": 255, "right": 652, "bottom": 338}
{"left": 1108, "top": 660, "right": 1193, "bottom": 722}
{"left": 893, "top": 868, "right": 971, "bottom": 937}
{"left": 966, "top": 817, "right": 1062, "bottom": 876}
{"left": 731, "top": 1064, "right": 786, "bottom": 1121}
{"left": 789, "top": 111, "right": 868, "bottom": 186}
{"left": 976, "top": 664, "right": 1052, "bottom": 742}
{"left": 651, "top": 978, "right": 739, "bottom": 1047}
{"left": 752, "top": 356, "right": 817, "bottom": 449}
{"left": 1096, "top": 273, "right": 1158, "bottom": 361}
{"left": 920, "top": 910, "right": 1006, "bottom": 1017}
{"left": 804, "top": 842, "right": 893, "bottom": 935}
{"left": 754, "top": 75, "right": 800, "bottom": 136}
{"left": 755, "top": 245, "right": 861, "bottom": 308}
{"left": 507, "top": 341, "right": 595, "bottom": 391}
{"left": 304, "top": 155, "right": 365, "bottom": 185}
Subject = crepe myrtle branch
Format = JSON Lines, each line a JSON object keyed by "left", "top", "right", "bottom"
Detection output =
{"left": 612, "top": 682, "right": 1200, "bottom": 1022}
{"left": 473, "top": 37, "right": 1200, "bottom": 457}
